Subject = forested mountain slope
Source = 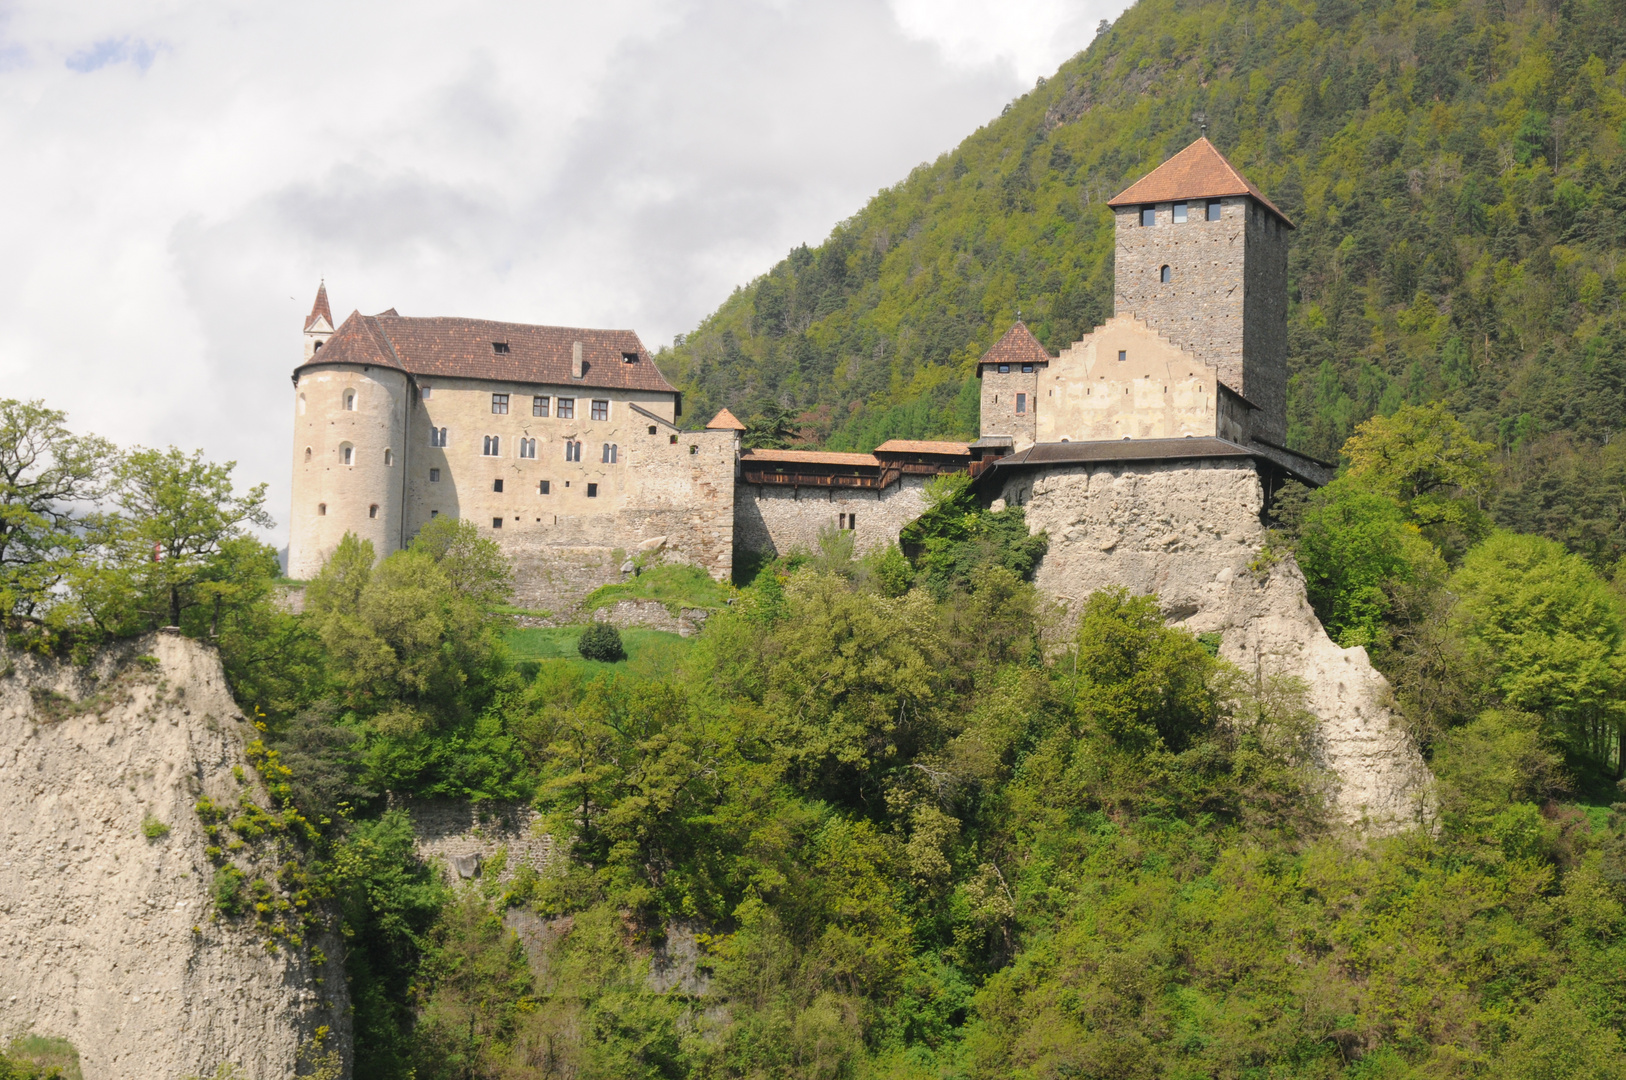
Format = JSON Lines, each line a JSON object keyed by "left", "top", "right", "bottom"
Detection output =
{"left": 664, "top": 0, "right": 1626, "bottom": 560}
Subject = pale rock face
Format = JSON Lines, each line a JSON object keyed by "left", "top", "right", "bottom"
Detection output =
{"left": 0, "top": 633, "right": 349, "bottom": 1079}
{"left": 1009, "top": 460, "right": 1433, "bottom": 831}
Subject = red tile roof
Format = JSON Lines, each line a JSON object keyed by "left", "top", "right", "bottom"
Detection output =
{"left": 978, "top": 321, "right": 1053, "bottom": 371}
{"left": 873, "top": 439, "right": 970, "bottom": 456}
{"left": 740, "top": 448, "right": 879, "bottom": 468}
{"left": 706, "top": 407, "right": 747, "bottom": 431}
{"left": 304, "top": 281, "right": 332, "bottom": 331}
{"left": 1107, "top": 137, "right": 1293, "bottom": 226}
{"left": 296, "top": 311, "right": 678, "bottom": 395}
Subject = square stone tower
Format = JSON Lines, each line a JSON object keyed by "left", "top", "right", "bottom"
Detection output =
{"left": 1107, "top": 138, "right": 1292, "bottom": 444}
{"left": 975, "top": 321, "right": 1050, "bottom": 450}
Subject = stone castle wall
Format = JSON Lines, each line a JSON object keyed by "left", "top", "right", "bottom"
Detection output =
{"left": 1242, "top": 204, "right": 1290, "bottom": 444}
{"left": 736, "top": 475, "right": 933, "bottom": 559}
{"left": 997, "top": 459, "right": 1431, "bottom": 831}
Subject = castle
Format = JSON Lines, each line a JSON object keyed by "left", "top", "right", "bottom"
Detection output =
{"left": 288, "top": 137, "right": 1428, "bottom": 827}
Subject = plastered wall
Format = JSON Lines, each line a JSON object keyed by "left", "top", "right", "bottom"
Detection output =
{"left": 735, "top": 475, "right": 933, "bottom": 559}
{"left": 1035, "top": 315, "right": 1224, "bottom": 442}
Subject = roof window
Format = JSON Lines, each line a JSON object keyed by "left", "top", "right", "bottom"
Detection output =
{"left": 622, "top": 351, "right": 639, "bottom": 363}
{"left": 492, "top": 342, "right": 510, "bottom": 354}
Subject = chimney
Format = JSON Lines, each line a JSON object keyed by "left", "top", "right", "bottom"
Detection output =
{"left": 572, "top": 341, "right": 584, "bottom": 380}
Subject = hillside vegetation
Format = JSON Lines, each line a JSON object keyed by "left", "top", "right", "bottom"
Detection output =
{"left": 665, "top": 0, "right": 1626, "bottom": 562}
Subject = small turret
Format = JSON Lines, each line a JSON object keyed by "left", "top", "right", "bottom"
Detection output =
{"left": 302, "top": 281, "right": 335, "bottom": 361}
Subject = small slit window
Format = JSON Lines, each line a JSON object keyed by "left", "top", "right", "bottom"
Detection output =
{"left": 1160, "top": 265, "right": 1172, "bottom": 283}
{"left": 368, "top": 504, "right": 378, "bottom": 519}
{"left": 298, "top": 393, "right": 307, "bottom": 415}
{"left": 303, "top": 447, "right": 312, "bottom": 463}
{"left": 340, "top": 443, "right": 354, "bottom": 466}
{"left": 384, "top": 448, "right": 394, "bottom": 466}
{"left": 1141, "top": 207, "right": 1156, "bottom": 227}
{"left": 317, "top": 503, "right": 327, "bottom": 516}
{"left": 343, "top": 390, "right": 356, "bottom": 411}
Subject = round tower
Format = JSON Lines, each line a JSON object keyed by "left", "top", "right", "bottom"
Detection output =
{"left": 287, "top": 287, "right": 409, "bottom": 580}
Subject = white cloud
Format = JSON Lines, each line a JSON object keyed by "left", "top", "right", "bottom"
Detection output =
{"left": 888, "top": 0, "right": 1127, "bottom": 83}
{"left": 0, "top": 0, "right": 1102, "bottom": 546}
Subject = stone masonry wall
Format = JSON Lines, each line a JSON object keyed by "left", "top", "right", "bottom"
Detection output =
{"left": 978, "top": 365, "right": 1040, "bottom": 447}
{"left": 999, "top": 460, "right": 1432, "bottom": 831}
{"left": 395, "top": 799, "right": 556, "bottom": 883}
{"left": 736, "top": 475, "right": 932, "bottom": 559}
{"left": 0, "top": 633, "right": 351, "bottom": 1079}
{"left": 1242, "top": 204, "right": 1290, "bottom": 444}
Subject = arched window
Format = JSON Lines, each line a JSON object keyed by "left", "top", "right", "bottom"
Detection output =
{"left": 519, "top": 438, "right": 537, "bottom": 459}
{"left": 384, "top": 448, "right": 394, "bottom": 466}
{"left": 601, "top": 443, "right": 619, "bottom": 463}
{"left": 368, "top": 504, "right": 378, "bottom": 519}
{"left": 303, "top": 447, "right": 312, "bottom": 463}
{"left": 313, "top": 341, "right": 324, "bottom": 352}
{"left": 318, "top": 503, "right": 327, "bottom": 516}
{"left": 343, "top": 390, "right": 357, "bottom": 411}
{"left": 340, "top": 443, "right": 354, "bottom": 466}
{"left": 1160, "top": 265, "right": 1172, "bottom": 283}
{"left": 483, "top": 435, "right": 501, "bottom": 457}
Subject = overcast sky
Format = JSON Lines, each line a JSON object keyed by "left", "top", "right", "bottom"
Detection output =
{"left": 0, "top": 0, "right": 1124, "bottom": 546}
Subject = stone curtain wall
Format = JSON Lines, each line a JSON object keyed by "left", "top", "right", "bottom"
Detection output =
{"left": 0, "top": 633, "right": 350, "bottom": 1080}
{"left": 735, "top": 475, "right": 933, "bottom": 559}
{"left": 1000, "top": 459, "right": 1432, "bottom": 831}
{"left": 396, "top": 799, "right": 556, "bottom": 883}
{"left": 503, "top": 428, "right": 736, "bottom": 614}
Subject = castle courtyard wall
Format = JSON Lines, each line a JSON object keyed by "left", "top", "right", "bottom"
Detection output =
{"left": 735, "top": 475, "right": 933, "bottom": 559}
{"left": 997, "top": 459, "right": 1431, "bottom": 831}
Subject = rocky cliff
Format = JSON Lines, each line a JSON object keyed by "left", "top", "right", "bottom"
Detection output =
{"left": 1002, "top": 460, "right": 1434, "bottom": 831}
{"left": 0, "top": 632, "right": 349, "bottom": 1079}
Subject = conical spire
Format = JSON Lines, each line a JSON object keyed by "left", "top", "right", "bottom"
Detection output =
{"left": 305, "top": 280, "right": 333, "bottom": 331}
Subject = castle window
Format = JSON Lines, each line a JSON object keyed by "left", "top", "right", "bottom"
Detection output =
{"left": 313, "top": 341, "right": 323, "bottom": 352}
{"left": 1141, "top": 207, "right": 1156, "bottom": 226}
{"left": 483, "top": 435, "right": 501, "bottom": 456}
{"left": 1118, "top": 350, "right": 1127, "bottom": 362}
{"left": 431, "top": 510, "right": 438, "bottom": 518}
{"left": 586, "top": 483, "right": 599, "bottom": 498}
{"left": 1173, "top": 202, "right": 1188, "bottom": 223}
{"left": 384, "top": 448, "right": 394, "bottom": 465}
{"left": 998, "top": 364, "right": 1010, "bottom": 374}
{"left": 602, "top": 443, "right": 618, "bottom": 463}
{"left": 689, "top": 445, "right": 698, "bottom": 455}
{"left": 492, "top": 517, "right": 503, "bottom": 528}
{"left": 539, "top": 480, "right": 551, "bottom": 495}
{"left": 591, "top": 400, "right": 609, "bottom": 421}
{"left": 838, "top": 513, "right": 856, "bottom": 531}
{"left": 430, "top": 427, "right": 447, "bottom": 447}
{"left": 1022, "top": 363, "right": 1033, "bottom": 373}
{"left": 670, "top": 434, "right": 678, "bottom": 444}
{"left": 533, "top": 396, "right": 549, "bottom": 417}
{"left": 343, "top": 390, "right": 356, "bottom": 410}
{"left": 421, "top": 386, "right": 432, "bottom": 400}
{"left": 557, "top": 398, "right": 575, "bottom": 420}
{"left": 622, "top": 351, "right": 639, "bottom": 363}
{"left": 1016, "top": 393, "right": 1027, "bottom": 414}
{"left": 318, "top": 503, "right": 326, "bottom": 516}
{"left": 519, "top": 438, "right": 537, "bottom": 459}
{"left": 1207, "top": 200, "right": 1222, "bottom": 221}
{"left": 298, "top": 393, "right": 306, "bottom": 415}
{"left": 492, "top": 393, "right": 509, "bottom": 414}
{"left": 368, "top": 504, "right": 378, "bottom": 519}
{"left": 648, "top": 425, "right": 658, "bottom": 435}
{"left": 1160, "top": 265, "right": 1172, "bottom": 283}
{"left": 492, "top": 342, "right": 510, "bottom": 354}
{"left": 565, "top": 440, "right": 582, "bottom": 462}
{"left": 304, "top": 447, "right": 312, "bottom": 462}
{"left": 340, "top": 443, "right": 354, "bottom": 465}
{"left": 430, "top": 468, "right": 441, "bottom": 482}
{"left": 493, "top": 479, "right": 504, "bottom": 493}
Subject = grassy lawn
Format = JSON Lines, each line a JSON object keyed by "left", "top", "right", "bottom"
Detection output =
{"left": 505, "top": 624, "right": 699, "bottom": 681}
{"left": 582, "top": 563, "right": 733, "bottom": 616}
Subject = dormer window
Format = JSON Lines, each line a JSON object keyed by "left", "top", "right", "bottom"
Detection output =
{"left": 1141, "top": 207, "right": 1156, "bottom": 226}
{"left": 622, "top": 351, "right": 639, "bottom": 363}
{"left": 1173, "top": 202, "right": 1188, "bottom": 223}
{"left": 492, "top": 342, "right": 510, "bottom": 354}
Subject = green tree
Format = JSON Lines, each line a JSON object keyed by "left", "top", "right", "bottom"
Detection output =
{"left": 1073, "top": 589, "right": 1217, "bottom": 754}
{"left": 1342, "top": 402, "right": 1496, "bottom": 560}
{"left": 0, "top": 399, "right": 113, "bottom": 632}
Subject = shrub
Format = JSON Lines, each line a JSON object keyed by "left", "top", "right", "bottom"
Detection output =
{"left": 140, "top": 813, "right": 170, "bottom": 841}
{"left": 212, "top": 865, "right": 247, "bottom": 917}
{"left": 577, "top": 622, "right": 625, "bottom": 662}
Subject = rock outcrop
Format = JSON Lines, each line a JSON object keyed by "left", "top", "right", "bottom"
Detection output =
{"left": 0, "top": 632, "right": 349, "bottom": 1079}
{"left": 1005, "top": 460, "right": 1433, "bottom": 831}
